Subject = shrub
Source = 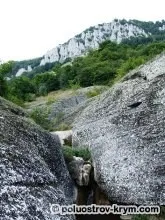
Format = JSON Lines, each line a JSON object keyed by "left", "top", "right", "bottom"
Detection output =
{"left": 68, "top": 80, "right": 81, "bottom": 90}
{"left": 46, "top": 96, "right": 57, "bottom": 105}
{"left": 132, "top": 215, "right": 149, "bottom": 220}
{"left": 7, "top": 76, "right": 36, "bottom": 101}
{"left": 86, "top": 87, "right": 102, "bottom": 98}
{"left": 56, "top": 123, "right": 72, "bottom": 131}
{"left": 62, "top": 146, "right": 91, "bottom": 163}
{"left": 29, "top": 106, "right": 53, "bottom": 131}
{"left": 7, "top": 94, "right": 24, "bottom": 107}
{"left": 38, "top": 84, "right": 48, "bottom": 96}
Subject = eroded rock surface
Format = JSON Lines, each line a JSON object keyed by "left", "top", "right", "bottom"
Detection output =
{"left": 68, "top": 157, "right": 92, "bottom": 186}
{"left": 73, "top": 53, "right": 165, "bottom": 205}
{"left": 51, "top": 130, "right": 72, "bottom": 146}
{"left": 48, "top": 86, "right": 107, "bottom": 130}
{"left": 0, "top": 97, "right": 75, "bottom": 220}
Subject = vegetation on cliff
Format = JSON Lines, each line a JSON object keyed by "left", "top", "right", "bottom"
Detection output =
{"left": 1, "top": 38, "right": 165, "bottom": 106}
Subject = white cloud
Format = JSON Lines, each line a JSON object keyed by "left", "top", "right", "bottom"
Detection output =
{"left": 0, "top": 0, "right": 165, "bottom": 61}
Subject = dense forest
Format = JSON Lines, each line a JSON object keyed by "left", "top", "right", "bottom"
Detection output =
{"left": 1, "top": 39, "right": 165, "bottom": 106}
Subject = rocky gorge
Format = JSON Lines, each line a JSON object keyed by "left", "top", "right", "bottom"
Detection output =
{"left": 1, "top": 52, "right": 165, "bottom": 220}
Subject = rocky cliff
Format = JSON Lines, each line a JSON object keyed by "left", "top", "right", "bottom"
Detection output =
{"left": 13, "top": 19, "right": 165, "bottom": 77}
{"left": 72, "top": 53, "right": 165, "bottom": 205}
{"left": 40, "top": 20, "right": 148, "bottom": 65}
{"left": 0, "top": 97, "right": 75, "bottom": 219}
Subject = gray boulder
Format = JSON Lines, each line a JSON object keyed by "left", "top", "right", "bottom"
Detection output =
{"left": 51, "top": 130, "right": 72, "bottom": 146}
{"left": 0, "top": 97, "right": 75, "bottom": 219}
{"left": 73, "top": 53, "right": 165, "bottom": 205}
{"left": 68, "top": 157, "right": 92, "bottom": 186}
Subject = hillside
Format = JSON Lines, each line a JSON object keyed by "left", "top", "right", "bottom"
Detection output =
{"left": 1, "top": 18, "right": 165, "bottom": 220}
{"left": 9, "top": 19, "right": 165, "bottom": 77}
{"left": 2, "top": 39, "right": 165, "bottom": 107}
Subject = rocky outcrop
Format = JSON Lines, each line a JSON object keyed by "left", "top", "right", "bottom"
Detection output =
{"left": 15, "top": 65, "right": 32, "bottom": 77}
{"left": 68, "top": 157, "right": 92, "bottom": 186}
{"left": 51, "top": 130, "right": 72, "bottom": 146}
{"left": 40, "top": 20, "right": 148, "bottom": 65}
{"left": 48, "top": 86, "right": 107, "bottom": 130}
{"left": 0, "top": 97, "right": 75, "bottom": 219}
{"left": 72, "top": 53, "right": 165, "bottom": 205}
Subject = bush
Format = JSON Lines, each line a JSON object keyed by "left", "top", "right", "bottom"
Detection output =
{"left": 56, "top": 123, "right": 72, "bottom": 131}
{"left": 38, "top": 84, "right": 48, "bottom": 96}
{"left": 46, "top": 96, "right": 57, "bottom": 105}
{"left": 7, "top": 94, "right": 24, "bottom": 107}
{"left": 132, "top": 215, "right": 149, "bottom": 220}
{"left": 7, "top": 76, "right": 36, "bottom": 101}
{"left": 29, "top": 106, "right": 53, "bottom": 131}
{"left": 62, "top": 146, "right": 91, "bottom": 163}
{"left": 86, "top": 87, "right": 102, "bottom": 98}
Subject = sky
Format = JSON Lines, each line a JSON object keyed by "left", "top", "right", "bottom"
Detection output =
{"left": 0, "top": 0, "right": 165, "bottom": 61}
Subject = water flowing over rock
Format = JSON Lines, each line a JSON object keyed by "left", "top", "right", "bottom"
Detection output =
{"left": 72, "top": 53, "right": 165, "bottom": 205}
{"left": 0, "top": 97, "right": 75, "bottom": 220}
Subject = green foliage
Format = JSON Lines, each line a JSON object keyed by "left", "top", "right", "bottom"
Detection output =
{"left": 29, "top": 106, "right": 54, "bottom": 131}
{"left": 117, "top": 56, "right": 145, "bottom": 78}
{"left": 0, "top": 74, "right": 8, "bottom": 97}
{"left": 54, "top": 40, "right": 165, "bottom": 88}
{"left": 62, "top": 146, "right": 91, "bottom": 163}
{"left": 68, "top": 80, "right": 81, "bottom": 90}
{"left": 0, "top": 61, "right": 13, "bottom": 97}
{"left": 7, "top": 76, "right": 36, "bottom": 102}
{"left": 86, "top": 87, "right": 102, "bottom": 98}
{"left": 46, "top": 96, "right": 57, "bottom": 105}
{"left": 56, "top": 123, "right": 72, "bottom": 131}
{"left": 4, "top": 37, "right": 165, "bottom": 106}
{"left": 132, "top": 215, "right": 149, "bottom": 220}
{"left": 0, "top": 61, "right": 13, "bottom": 76}
{"left": 33, "top": 71, "right": 59, "bottom": 95}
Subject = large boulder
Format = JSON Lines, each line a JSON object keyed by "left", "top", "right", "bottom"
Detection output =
{"left": 0, "top": 97, "right": 75, "bottom": 220}
{"left": 73, "top": 53, "right": 165, "bottom": 205}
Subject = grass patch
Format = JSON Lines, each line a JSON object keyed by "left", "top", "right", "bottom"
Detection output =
{"left": 46, "top": 96, "right": 57, "bottom": 105}
{"left": 55, "top": 122, "right": 72, "bottom": 131}
{"left": 86, "top": 87, "right": 103, "bottom": 98}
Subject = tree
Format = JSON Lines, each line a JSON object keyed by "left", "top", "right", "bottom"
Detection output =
{"left": 8, "top": 76, "right": 36, "bottom": 101}
{"left": 0, "top": 61, "right": 13, "bottom": 96}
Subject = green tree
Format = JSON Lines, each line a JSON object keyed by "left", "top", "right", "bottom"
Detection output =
{"left": 0, "top": 61, "right": 13, "bottom": 97}
{"left": 8, "top": 76, "right": 36, "bottom": 101}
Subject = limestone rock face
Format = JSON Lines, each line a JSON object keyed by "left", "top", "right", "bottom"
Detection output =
{"left": 0, "top": 97, "right": 75, "bottom": 220}
{"left": 72, "top": 53, "right": 165, "bottom": 205}
{"left": 40, "top": 20, "right": 148, "bottom": 65}
{"left": 15, "top": 65, "right": 32, "bottom": 77}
